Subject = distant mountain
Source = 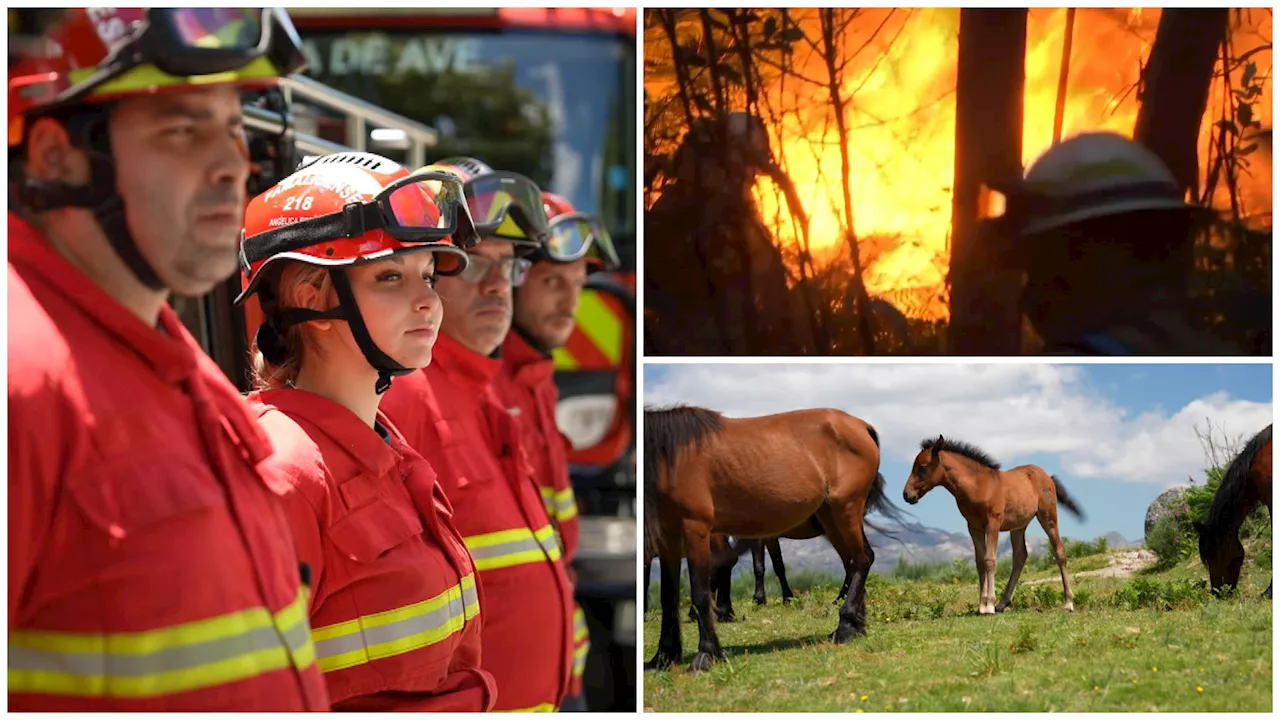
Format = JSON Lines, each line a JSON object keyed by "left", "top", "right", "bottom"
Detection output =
{"left": 718, "top": 521, "right": 1137, "bottom": 578}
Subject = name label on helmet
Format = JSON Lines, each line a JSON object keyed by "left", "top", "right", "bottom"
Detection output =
{"left": 87, "top": 8, "right": 131, "bottom": 51}
{"left": 263, "top": 171, "right": 370, "bottom": 206}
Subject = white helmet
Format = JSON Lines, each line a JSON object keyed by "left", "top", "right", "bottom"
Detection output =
{"left": 994, "top": 131, "right": 1199, "bottom": 237}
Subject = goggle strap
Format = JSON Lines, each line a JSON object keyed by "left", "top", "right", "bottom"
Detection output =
{"left": 242, "top": 203, "right": 383, "bottom": 265}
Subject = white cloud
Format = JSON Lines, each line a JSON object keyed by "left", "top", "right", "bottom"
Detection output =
{"left": 645, "top": 364, "right": 1271, "bottom": 487}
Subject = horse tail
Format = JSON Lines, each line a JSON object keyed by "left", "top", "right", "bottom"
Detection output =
{"left": 1052, "top": 474, "right": 1085, "bottom": 521}
{"left": 865, "top": 471, "right": 910, "bottom": 541}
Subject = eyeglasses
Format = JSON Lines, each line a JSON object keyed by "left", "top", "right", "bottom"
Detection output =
{"left": 457, "top": 254, "right": 532, "bottom": 287}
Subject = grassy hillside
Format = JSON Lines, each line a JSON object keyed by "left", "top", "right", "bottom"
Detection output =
{"left": 643, "top": 542, "right": 1272, "bottom": 712}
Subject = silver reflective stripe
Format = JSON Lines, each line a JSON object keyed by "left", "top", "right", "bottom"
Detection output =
{"left": 9, "top": 625, "right": 285, "bottom": 677}
{"left": 465, "top": 535, "right": 543, "bottom": 563}
{"left": 313, "top": 580, "right": 476, "bottom": 672}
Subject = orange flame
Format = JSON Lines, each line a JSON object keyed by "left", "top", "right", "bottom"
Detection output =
{"left": 739, "top": 8, "right": 1272, "bottom": 320}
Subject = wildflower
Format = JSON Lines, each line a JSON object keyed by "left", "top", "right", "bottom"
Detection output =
{"left": 1197, "top": 686, "right": 1204, "bottom": 693}
{"left": 856, "top": 709, "right": 864, "bottom": 714}
{"left": 1093, "top": 686, "right": 1100, "bottom": 691}
{"left": 1132, "top": 679, "right": 1138, "bottom": 684}
{"left": 1152, "top": 667, "right": 1158, "bottom": 672}
{"left": 1199, "top": 668, "right": 1205, "bottom": 673}
{"left": 861, "top": 695, "right": 868, "bottom": 701}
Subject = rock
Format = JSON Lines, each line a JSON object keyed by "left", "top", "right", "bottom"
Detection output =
{"left": 1144, "top": 486, "right": 1190, "bottom": 544}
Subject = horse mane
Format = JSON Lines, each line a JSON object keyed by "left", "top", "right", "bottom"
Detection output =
{"left": 1205, "top": 424, "right": 1273, "bottom": 531}
{"left": 643, "top": 404, "right": 725, "bottom": 552}
{"left": 921, "top": 435, "right": 1002, "bottom": 470}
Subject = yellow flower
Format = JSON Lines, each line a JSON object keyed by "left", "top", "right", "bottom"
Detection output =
{"left": 1132, "top": 679, "right": 1138, "bottom": 684}
{"left": 1093, "top": 686, "right": 1100, "bottom": 691}
{"left": 856, "top": 709, "right": 864, "bottom": 714}
{"left": 861, "top": 695, "right": 869, "bottom": 701}
{"left": 1197, "top": 687, "right": 1204, "bottom": 693}
{"left": 1152, "top": 667, "right": 1158, "bottom": 672}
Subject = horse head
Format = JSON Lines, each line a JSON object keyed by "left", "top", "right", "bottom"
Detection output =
{"left": 904, "top": 435, "right": 947, "bottom": 504}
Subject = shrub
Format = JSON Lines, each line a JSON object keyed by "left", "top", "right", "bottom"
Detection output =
{"left": 1146, "top": 515, "right": 1196, "bottom": 570}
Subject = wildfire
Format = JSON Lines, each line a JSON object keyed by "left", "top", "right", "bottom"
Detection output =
{"left": 733, "top": 8, "right": 1273, "bottom": 320}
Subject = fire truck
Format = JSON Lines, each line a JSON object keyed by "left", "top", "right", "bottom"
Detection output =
{"left": 155, "top": 9, "right": 638, "bottom": 710}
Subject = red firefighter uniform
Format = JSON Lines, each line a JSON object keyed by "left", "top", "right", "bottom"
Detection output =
{"left": 249, "top": 389, "right": 495, "bottom": 711}
{"left": 496, "top": 329, "right": 591, "bottom": 694}
{"left": 7, "top": 213, "right": 328, "bottom": 711}
{"left": 381, "top": 332, "right": 575, "bottom": 712}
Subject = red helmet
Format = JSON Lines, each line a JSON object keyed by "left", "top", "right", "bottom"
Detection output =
{"left": 236, "top": 152, "right": 473, "bottom": 304}
{"left": 542, "top": 191, "right": 576, "bottom": 219}
{"left": 533, "top": 191, "right": 620, "bottom": 271}
{"left": 8, "top": 8, "right": 307, "bottom": 147}
{"left": 418, "top": 156, "right": 549, "bottom": 250}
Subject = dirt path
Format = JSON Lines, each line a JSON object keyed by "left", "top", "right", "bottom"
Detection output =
{"left": 1025, "top": 550, "right": 1156, "bottom": 585}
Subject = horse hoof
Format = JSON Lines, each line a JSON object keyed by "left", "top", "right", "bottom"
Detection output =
{"left": 782, "top": 596, "right": 794, "bottom": 605}
{"left": 995, "top": 604, "right": 1009, "bottom": 613}
{"left": 1063, "top": 603, "right": 1075, "bottom": 613}
{"left": 830, "top": 625, "right": 863, "bottom": 644}
{"left": 754, "top": 596, "right": 767, "bottom": 606}
{"left": 979, "top": 606, "right": 996, "bottom": 616}
{"left": 689, "top": 652, "right": 715, "bottom": 673}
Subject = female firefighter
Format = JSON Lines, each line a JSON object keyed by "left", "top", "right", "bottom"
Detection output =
{"left": 233, "top": 152, "right": 496, "bottom": 711}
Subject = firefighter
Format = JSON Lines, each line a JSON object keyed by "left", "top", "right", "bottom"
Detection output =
{"left": 380, "top": 157, "right": 577, "bottom": 712}
{"left": 233, "top": 152, "right": 498, "bottom": 711}
{"left": 989, "top": 131, "right": 1241, "bottom": 355}
{"left": 495, "top": 192, "right": 622, "bottom": 710}
{"left": 8, "top": 9, "right": 328, "bottom": 711}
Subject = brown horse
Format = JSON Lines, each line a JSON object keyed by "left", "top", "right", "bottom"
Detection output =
{"left": 644, "top": 404, "right": 903, "bottom": 672}
{"left": 1194, "top": 423, "right": 1272, "bottom": 598}
{"left": 903, "top": 436, "right": 1084, "bottom": 614}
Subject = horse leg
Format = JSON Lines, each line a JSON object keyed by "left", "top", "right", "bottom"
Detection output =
{"left": 1038, "top": 513, "right": 1075, "bottom": 612}
{"left": 968, "top": 524, "right": 996, "bottom": 615}
{"left": 835, "top": 544, "right": 854, "bottom": 604}
{"left": 823, "top": 500, "right": 872, "bottom": 643}
{"left": 643, "top": 551, "right": 652, "bottom": 614}
{"left": 767, "top": 538, "right": 795, "bottom": 603}
{"left": 714, "top": 555, "right": 737, "bottom": 622}
{"left": 995, "top": 527, "right": 1028, "bottom": 613}
{"left": 683, "top": 519, "right": 725, "bottom": 672}
{"left": 644, "top": 551, "right": 683, "bottom": 671}
{"left": 750, "top": 540, "right": 768, "bottom": 605}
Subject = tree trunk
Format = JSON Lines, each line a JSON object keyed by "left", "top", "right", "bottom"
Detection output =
{"left": 948, "top": 8, "right": 1028, "bottom": 355}
{"left": 1132, "top": 9, "right": 1229, "bottom": 198}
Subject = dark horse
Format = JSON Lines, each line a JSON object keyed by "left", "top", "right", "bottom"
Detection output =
{"left": 1194, "top": 424, "right": 1273, "bottom": 598}
{"left": 644, "top": 404, "right": 903, "bottom": 672}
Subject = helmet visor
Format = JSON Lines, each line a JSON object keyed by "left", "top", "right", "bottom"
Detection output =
{"left": 464, "top": 170, "right": 549, "bottom": 243}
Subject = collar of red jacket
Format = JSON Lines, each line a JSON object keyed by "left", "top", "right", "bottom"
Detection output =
{"left": 253, "top": 387, "right": 402, "bottom": 478}
{"left": 8, "top": 211, "right": 200, "bottom": 385}
{"left": 502, "top": 327, "right": 556, "bottom": 388}
{"left": 431, "top": 331, "right": 504, "bottom": 393}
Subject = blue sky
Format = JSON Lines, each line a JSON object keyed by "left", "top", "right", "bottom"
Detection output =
{"left": 644, "top": 364, "right": 1272, "bottom": 543}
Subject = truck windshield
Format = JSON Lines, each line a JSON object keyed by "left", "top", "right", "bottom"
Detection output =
{"left": 298, "top": 29, "right": 635, "bottom": 264}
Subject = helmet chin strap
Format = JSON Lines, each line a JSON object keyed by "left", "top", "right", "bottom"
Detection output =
{"left": 15, "top": 110, "right": 166, "bottom": 290}
{"left": 261, "top": 267, "right": 415, "bottom": 395}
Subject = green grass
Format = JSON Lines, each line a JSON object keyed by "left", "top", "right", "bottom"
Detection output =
{"left": 644, "top": 543, "right": 1272, "bottom": 712}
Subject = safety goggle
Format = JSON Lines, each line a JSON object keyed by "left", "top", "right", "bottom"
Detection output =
{"left": 240, "top": 170, "right": 481, "bottom": 267}
{"left": 457, "top": 254, "right": 533, "bottom": 287}
{"left": 542, "top": 212, "right": 620, "bottom": 268}
{"left": 463, "top": 171, "right": 551, "bottom": 244}
{"left": 58, "top": 8, "right": 308, "bottom": 105}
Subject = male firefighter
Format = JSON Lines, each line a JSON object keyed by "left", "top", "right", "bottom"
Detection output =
{"left": 494, "top": 192, "right": 622, "bottom": 709}
{"left": 380, "top": 158, "right": 576, "bottom": 712}
{"left": 8, "top": 8, "right": 328, "bottom": 710}
{"left": 989, "top": 131, "right": 1243, "bottom": 355}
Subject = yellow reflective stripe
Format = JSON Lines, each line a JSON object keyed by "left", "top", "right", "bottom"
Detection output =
{"left": 69, "top": 56, "right": 280, "bottom": 99}
{"left": 575, "top": 292, "right": 623, "bottom": 364}
{"left": 9, "top": 587, "right": 313, "bottom": 699}
{"left": 510, "top": 702, "right": 557, "bottom": 712}
{"left": 553, "top": 487, "right": 579, "bottom": 523}
{"left": 572, "top": 641, "right": 589, "bottom": 678}
{"left": 464, "top": 525, "right": 561, "bottom": 571}
{"left": 573, "top": 608, "right": 589, "bottom": 644}
{"left": 311, "top": 574, "right": 479, "bottom": 674}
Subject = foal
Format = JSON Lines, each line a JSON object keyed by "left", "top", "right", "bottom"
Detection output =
{"left": 903, "top": 435, "right": 1084, "bottom": 614}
